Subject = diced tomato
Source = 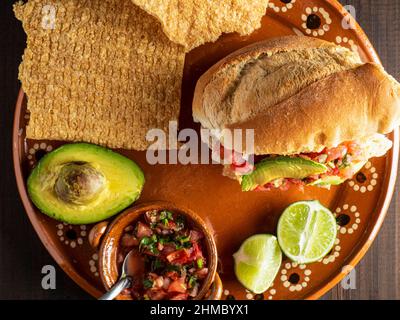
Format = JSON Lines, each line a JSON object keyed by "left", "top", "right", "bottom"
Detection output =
{"left": 287, "top": 179, "right": 304, "bottom": 186}
{"left": 325, "top": 145, "right": 348, "bottom": 162}
{"left": 230, "top": 161, "right": 254, "bottom": 175}
{"left": 304, "top": 151, "right": 324, "bottom": 160}
{"left": 344, "top": 141, "right": 362, "bottom": 155}
{"left": 331, "top": 167, "right": 340, "bottom": 176}
{"left": 255, "top": 184, "right": 273, "bottom": 192}
{"left": 190, "top": 242, "right": 204, "bottom": 261}
{"left": 195, "top": 268, "right": 209, "bottom": 280}
{"left": 166, "top": 249, "right": 190, "bottom": 264}
{"left": 166, "top": 243, "right": 203, "bottom": 265}
{"left": 286, "top": 179, "right": 305, "bottom": 192}
{"left": 157, "top": 242, "right": 164, "bottom": 251}
{"left": 162, "top": 277, "right": 171, "bottom": 290}
{"left": 230, "top": 151, "right": 254, "bottom": 174}
{"left": 167, "top": 221, "right": 179, "bottom": 231}
{"left": 161, "top": 244, "right": 176, "bottom": 257}
{"left": 189, "top": 284, "right": 199, "bottom": 297}
{"left": 136, "top": 222, "right": 153, "bottom": 239}
{"left": 189, "top": 230, "right": 204, "bottom": 242}
{"left": 307, "top": 174, "right": 320, "bottom": 181}
{"left": 168, "top": 278, "right": 187, "bottom": 293}
{"left": 232, "top": 151, "right": 248, "bottom": 166}
{"left": 278, "top": 180, "right": 291, "bottom": 191}
{"left": 165, "top": 271, "right": 179, "bottom": 281}
{"left": 170, "top": 293, "right": 189, "bottom": 300}
{"left": 147, "top": 288, "right": 167, "bottom": 300}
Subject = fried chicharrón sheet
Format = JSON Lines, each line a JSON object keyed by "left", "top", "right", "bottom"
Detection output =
{"left": 15, "top": 0, "right": 186, "bottom": 150}
{"left": 130, "top": 0, "right": 269, "bottom": 51}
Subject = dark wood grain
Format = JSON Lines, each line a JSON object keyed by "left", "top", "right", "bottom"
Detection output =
{"left": 0, "top": 0, "right": 399, "bottom": 299}
{"left": 321, "top": 0, "right": 400, "bottom": 300}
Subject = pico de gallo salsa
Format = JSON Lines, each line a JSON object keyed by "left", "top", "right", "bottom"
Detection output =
{"left": 118, "top": 209, "right": 208, "bottom": 300}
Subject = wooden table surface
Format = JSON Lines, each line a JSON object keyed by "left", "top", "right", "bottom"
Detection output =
{"left": 0, "top": 0, "right": 399, "bottom": 299}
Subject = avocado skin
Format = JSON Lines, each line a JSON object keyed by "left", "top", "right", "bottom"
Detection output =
{"left": 27, "top": 143, "right": 145, "bottom": 224}
{"left": 241, "top": 156, "right": 327, "bottom": 191}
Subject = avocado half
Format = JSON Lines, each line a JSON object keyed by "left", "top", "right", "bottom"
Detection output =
{"left": 27, "top": 143, "right": 145, "bottom": 224}
{"left": 241, "top": 156, "right": 327, "bottom": 191}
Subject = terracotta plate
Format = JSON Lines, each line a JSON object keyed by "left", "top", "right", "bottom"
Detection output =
{"left": 13, "top": 0, "right": 399, "bottom": 300}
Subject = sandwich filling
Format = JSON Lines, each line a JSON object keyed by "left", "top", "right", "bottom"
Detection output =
{"left": 218, "top": 134, "right": 392, "bottom": 191}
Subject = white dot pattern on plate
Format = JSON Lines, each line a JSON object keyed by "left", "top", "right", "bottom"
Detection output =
{"left": 321, "top": 238, "right": 341, "bottom": 264}
{"left": 301, "top": 6, "right": 331, "bottom": 36}
{"left": 347, "top": 161, "right": 378, "bottom": 192}
{"left": 28, "top": 142, "right": 53, "bottom": 166}
{"left": 56, "top": 223, "right": 87, "bottom": 248}
{"left": 280, "top": 262, "right": 312, "bottom": 292}
{"left": 335, "top": 35, "right": 359, "bottom": 53}
{"left": 268, "top": 0, "right": 296, "bottom": 13}
{"left": 88, "top": 253, "right": 99, "bottom": 277}
{"left": 335, "top": 204, "right": 361, "bottom": 235}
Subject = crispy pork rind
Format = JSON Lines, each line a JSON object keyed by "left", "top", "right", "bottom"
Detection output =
{"left": 15, "top": 0, "right": 185, "bottom": 150}
{"left": 131, "top": 0, "right": 269, "bottom": 51}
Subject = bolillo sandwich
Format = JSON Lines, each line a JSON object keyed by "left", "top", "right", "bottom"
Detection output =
{"left": 193, "top": 36, "right": 400, "bottom": 191}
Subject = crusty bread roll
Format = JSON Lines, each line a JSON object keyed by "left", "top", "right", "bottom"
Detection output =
{"left": 193, "top": 36, "right": 400, "bottom": 155}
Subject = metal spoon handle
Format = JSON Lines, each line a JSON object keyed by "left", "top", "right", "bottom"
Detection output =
{"left": 99, "top": 276, "right": 132, "bottom": 300}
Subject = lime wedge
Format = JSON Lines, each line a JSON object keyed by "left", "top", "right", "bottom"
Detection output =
{"left": 277, "top": 201, "right": 337, "bottom": 264}
{"left": 233, "top": 234, "right": 282, "bottom": 294}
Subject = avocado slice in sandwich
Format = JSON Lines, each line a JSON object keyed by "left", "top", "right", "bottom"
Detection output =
{"left": 27, "top": 143, "right": 145, "bottom": 224}
{"left": 308, "top": 161, "right": 367, "bottom": 187}
{"left": 241, "top": 157, "right": 327, "bottom": 191}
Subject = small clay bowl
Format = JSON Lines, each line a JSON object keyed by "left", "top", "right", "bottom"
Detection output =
{"left": 90, "top": 201, "right": 222, "bottom": 300}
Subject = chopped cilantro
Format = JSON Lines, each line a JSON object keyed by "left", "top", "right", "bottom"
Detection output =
{"left": 139, "top": 235, "right": 159, "bottom": 254}
{"left": 166, "top": 264, "right": 180, "bottom": 272}
{"left": 151, "top": 258, "right": 164, "bottom": 271}
{"left": 139, "top": 236, "right": 151, "bottom": 251}
{"left": 197, "top": 258, "right": 203, "bottom": 269}
{"left": 159, "top": 211, "right": 167, "bottom": 220}
{"left": 166, "top": 211, "right": 174, "bottom": 220}
{"left": 143, "top": 279, "right": 153, "bottom": 289}
{"left": 176, "top": 235, "right": 190, "bottom": 243}
{"left": 188, "top": 276, "right": 198, "bottom": 288}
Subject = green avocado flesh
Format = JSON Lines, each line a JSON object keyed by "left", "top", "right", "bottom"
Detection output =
{"left": 308, "top": 175, "right": 345, "bottom": 186}
{"left": 241, "top": 157, "right": 327, "bottom": 191}
{"left": 309, "top": 161, "right": 367, "bottom": 187}
{"left": 27, "top": 143, "right": 145, "bottom": 224}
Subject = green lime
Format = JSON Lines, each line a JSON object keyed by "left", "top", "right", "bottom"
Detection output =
{"left": 233, "top": 234, "right": 282, "bottom": 294}
{"left": 277, "top": 200, "right": 337, "bottom": 264}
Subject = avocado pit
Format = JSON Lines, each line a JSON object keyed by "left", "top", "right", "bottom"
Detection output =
{"left": 54, "top": 162, "right": 106, "bottom": 205}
